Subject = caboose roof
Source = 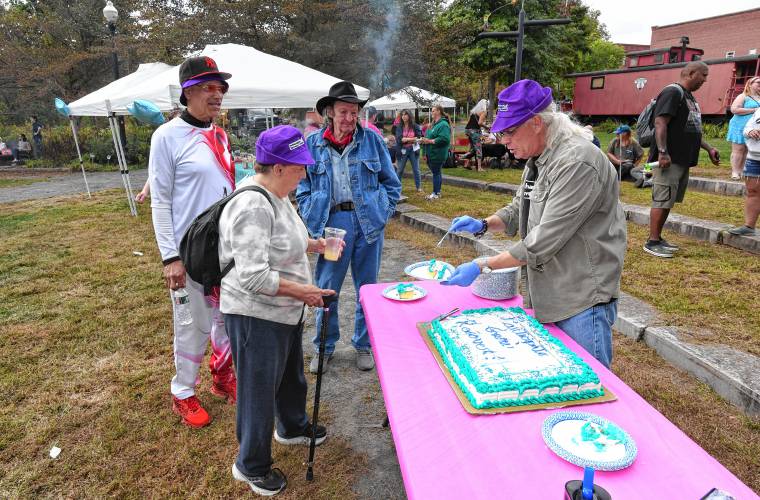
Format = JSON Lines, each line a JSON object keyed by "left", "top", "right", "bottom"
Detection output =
{"left": 566, "top": 54, "right": 759, "bottom": 78}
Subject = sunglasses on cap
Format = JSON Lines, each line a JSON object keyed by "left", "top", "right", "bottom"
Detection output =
{"left": 195, "top": 82, "right": 228, "bottom": 94}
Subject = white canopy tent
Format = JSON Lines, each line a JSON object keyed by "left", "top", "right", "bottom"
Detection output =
{"left": 368, "top": 85, "right": 455, "bottom": 111}
{"left": 63, "top": 43, "right": 370, "bottom": 213}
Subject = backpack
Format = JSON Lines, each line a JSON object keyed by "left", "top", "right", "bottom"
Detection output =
{"left": 179, "top": 185, "right": 274, "bottom": 295}
{"left": 636, "top": 83, "right": 684, "bottom": 148}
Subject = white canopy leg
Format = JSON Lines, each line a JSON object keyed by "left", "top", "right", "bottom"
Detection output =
{"left": 69, "top": 118, "right": 91, "bottom": 198}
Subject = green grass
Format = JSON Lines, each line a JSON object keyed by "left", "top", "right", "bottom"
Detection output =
{"left": 401, "top": 178, "right": 760, "bottom": 355}
{"left": 0, "top": 177, "right": 48, "bottom": 188}
{"left": 0, "top": 192, "right": 362, "bottom": 498}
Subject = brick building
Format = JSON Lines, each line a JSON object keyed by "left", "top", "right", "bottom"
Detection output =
{"left": 650, "top": 8, "right": 760, "bottom": 60}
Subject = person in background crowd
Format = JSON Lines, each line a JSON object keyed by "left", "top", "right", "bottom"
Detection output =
{"left": 420, "top": 105, "right": 451, "bottom": 200}
{"left": 607, "top": 124, "right": 644, "bottom": 180}
{"left": 729, "top": 107, "right": 760, "bottom": 236}
{"left": 148, "top": 56, "right": 237, "bottom": 428}
{"left": 442, "top": 79, "right": 626, "bottom": 369}
{"left": 584, "top": 124, "right": 601, "bottom": 148}
{"left": 726, "top": 76, "right": 760, "bottom": 180}
{"left": 220, "top": 125, "right": 338, "bottom": 496}
{"left": 361, "top": 106, "right": 383, "bottom": 136}
{"left": 297, "top": 81, "right": 401, "bottom": 373}
{"left": 11, "top": 134, "right": 32, "bottom": 163}
{"left": 463, "top": 110, "right": 486, "bottom": 171}
{"left": 303, "top": 110, "right": 323, "bottom": 138}
{"left": 394, "top": 109, "right": 423, "bottom": 191}
{"left": 31, "top": 116, "right": 43, "bottom": 158}
{"left": 644, "top": 61, "right": 720, "bottom": 258}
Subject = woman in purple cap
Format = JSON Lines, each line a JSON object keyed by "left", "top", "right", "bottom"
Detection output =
{"left": 218, "top": 125, "right": 340, "bottom": 496}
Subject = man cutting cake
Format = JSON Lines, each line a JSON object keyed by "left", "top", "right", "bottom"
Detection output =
{"left": 442, "top": 79, "right": 627, "bottom": 369}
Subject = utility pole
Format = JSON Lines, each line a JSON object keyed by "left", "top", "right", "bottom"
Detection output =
{"left": 475, "top": 1, "right": 571, "bottom": 82}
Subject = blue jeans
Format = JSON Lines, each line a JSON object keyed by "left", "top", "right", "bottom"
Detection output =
{"left": 313, "top": 209, "right": 384, "bottom": 354}
{"left": 397, "top": 148, "right": 421, "bottom": 189}
{"left": 555, "top": 300, "right": 617, "bottom": 369}
{"left": 428, "top": 159, "right": 444, "bottom": 195}
{"left": 226, "top": 313, "right": 308, "bottom": 477}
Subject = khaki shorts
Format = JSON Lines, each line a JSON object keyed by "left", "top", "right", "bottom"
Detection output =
{"left": 651, "top": 163, "right": 689, "bottom": 209}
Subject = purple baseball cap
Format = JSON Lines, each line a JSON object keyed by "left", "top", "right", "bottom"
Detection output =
{"left": 491, "top": 80, "right": 554, "bottom": 133}
{"left": 256, "top": 125, "right": 314, "bottom": 166}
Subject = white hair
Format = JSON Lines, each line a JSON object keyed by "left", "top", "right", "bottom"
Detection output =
{"left": 535, "top": 102, "right": 592, "bottom": 150}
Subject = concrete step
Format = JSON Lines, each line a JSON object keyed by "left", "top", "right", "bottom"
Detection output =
{"left": 402, "top": 172, "right": 759, "bottom": 255}
{"left": 392, "top": 203, "right": 760, "bottom": 417}
{"left": 688, "top": 176, "right": 745, "bottom": 197}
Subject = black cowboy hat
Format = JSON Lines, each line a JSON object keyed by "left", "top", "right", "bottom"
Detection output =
{"left": 316, "top": 81, "right": 368, "bottom": 115}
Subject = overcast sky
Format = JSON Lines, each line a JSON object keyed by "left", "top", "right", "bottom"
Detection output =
{"left": 582, "top": 0, "right": 759, "bottom": 45}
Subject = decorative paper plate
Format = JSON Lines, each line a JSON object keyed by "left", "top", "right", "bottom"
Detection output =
{"left": 404, "top": 260, "right": 454, "bottom": 281}
{"left": 382, "top": 283, "right": 427, "bottom": 302}
{"left": 542, "top": 411, "right": 637, "bottom": 471}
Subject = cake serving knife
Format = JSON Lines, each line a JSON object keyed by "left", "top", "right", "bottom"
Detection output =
{"left": 432, "top": 307, "right": 460, "bottom": 323}
{"left": 436, "top": 230, "right": 450, "bottom": 247}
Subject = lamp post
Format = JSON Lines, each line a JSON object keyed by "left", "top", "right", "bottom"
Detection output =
{"left": 103, "top": 0, "right": 126, "bottom": 150}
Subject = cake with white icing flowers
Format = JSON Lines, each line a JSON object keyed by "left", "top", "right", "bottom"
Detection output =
{"left": 428, "top": 307, "right": 603, "bottom": 409}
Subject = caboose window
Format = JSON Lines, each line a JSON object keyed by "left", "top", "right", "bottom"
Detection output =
{"left": 591, "top": 77, "right": 605, "bottom": 90}
{"left": 629, "top": 56, "right": 638, "bottom": 67}
{"left": 654, "top": 53, "right": 664, "bottom": 63}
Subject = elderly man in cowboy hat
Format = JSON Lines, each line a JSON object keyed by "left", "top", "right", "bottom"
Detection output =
{"left": 148, "top": 55, "right": 237, "bottom": 428}
{"left": 441, "top": 79, "right": 626, "bottom": 369}
{"left": 296, "top": 81, "right": 401, "bottom": 373}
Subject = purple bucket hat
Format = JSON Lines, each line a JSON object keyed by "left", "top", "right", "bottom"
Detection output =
{"left": 491, "top": 80, "right": 554, "bottom": 133}
{"left": 256, "top": 125, "right": 314, "bottom": 166}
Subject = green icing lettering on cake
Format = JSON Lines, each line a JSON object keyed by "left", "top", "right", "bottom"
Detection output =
{"left": 428, "top": 306, "right": 603, "bottom": 409}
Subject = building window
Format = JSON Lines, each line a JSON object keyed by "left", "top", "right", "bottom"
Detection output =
{"left": 726, "top": 51, "right": 736, "bottom": 58}
{"left": 749, "top": 49, "right": 757, "bottom": 55}
{"left": 654, "top": 53, "right": 664, "bottom": 63}
{"left": 629, "top": 56, "right": 638, "bottom": 67}
{"left": 590, "top": 77, "right": 605, "bottom": 90}
{"left": 691, "top": 54, "right": 701, "bottom": 61}
{"left": 670, "top": 52, "right": 679, "bottom": 63}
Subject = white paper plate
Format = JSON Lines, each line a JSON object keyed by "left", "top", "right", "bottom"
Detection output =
{"left": 404, "top": 261, "right": 454, "bottom": 281}
{"left": 382, "top": 283, "right": 427, "bottom": 302}
{"left": 542, "top": 411, "right": 637, "bottom": 471}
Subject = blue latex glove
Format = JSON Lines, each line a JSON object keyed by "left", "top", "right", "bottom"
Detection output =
{"left": 441, "top": 261, "right": 481, "bottom": 287}
{"left": 449, "top": 215, "right": 483, "bottom": 234}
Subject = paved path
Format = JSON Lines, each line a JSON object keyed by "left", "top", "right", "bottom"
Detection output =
{"left": 0, "top": 169, "right": 148, "bottom": 204}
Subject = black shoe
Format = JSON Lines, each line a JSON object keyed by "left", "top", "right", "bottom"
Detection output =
{"left": 634, "top": 176, "right": 645, "bottom": 188}
{"left": 643, "top": 240, "right": 674, "bottom": 258}
{"left": 659, "top": 239, "right": 679, "bottom": 252}
{"left": 274, "top": 423, "right": 327, "bottom": 446}
{"left": 232, "top": 464, "right": 287, "bottom": 496}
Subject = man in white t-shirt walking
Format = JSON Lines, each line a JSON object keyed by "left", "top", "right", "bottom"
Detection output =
{"left": 149, "top": 56, "right": 236, "bottom": 428}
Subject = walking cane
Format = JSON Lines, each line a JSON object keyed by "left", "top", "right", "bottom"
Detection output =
{"left": 306, "top": 293, "right": 338, "bottom": 481}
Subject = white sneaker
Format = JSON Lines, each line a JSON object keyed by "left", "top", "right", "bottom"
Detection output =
{"left": 425, "top": 193, "right": 440, "bottom": 200}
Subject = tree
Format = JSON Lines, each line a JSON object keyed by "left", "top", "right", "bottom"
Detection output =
{"left": 576, "top": 38, "right": 625, "bottom": 73}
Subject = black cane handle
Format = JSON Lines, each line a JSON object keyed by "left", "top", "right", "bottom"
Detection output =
{"left": 321, "top": 294, "right": 338, "bottom": 309}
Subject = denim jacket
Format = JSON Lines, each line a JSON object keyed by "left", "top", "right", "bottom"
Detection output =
{"left": 296, "top": 125, "right": 402, "bottom": 244}
{"left": 394, "top": 122, "right": 422, "bottom": 157}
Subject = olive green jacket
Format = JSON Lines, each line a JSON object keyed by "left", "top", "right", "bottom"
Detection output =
{"left": 496, "top": 135, "right": 626, "bottom": 323}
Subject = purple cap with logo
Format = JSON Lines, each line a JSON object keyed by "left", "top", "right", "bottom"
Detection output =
{"left": 491, "top": 79, "right": 554, "bottom": 133}
{"left": 256, "top": 125, "right": 314, "bottom": 166}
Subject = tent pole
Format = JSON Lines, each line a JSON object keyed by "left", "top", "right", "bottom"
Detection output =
{"left": 69, "top": 117, "right": 91, "bottom": 198}
{"left": 113, "top": 117, "right": 137, "bottom": 216}
{"left": 106, "top": 100, "right": 137, "bottom": 216}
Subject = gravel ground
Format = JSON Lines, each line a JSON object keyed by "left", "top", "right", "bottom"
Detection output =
{"left": 1, "top": 172, "right": 416, "bottom": 498}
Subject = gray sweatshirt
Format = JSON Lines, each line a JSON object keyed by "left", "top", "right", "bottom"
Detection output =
{"left": 218, "top": 177, "right": 312, "bottom": 325}
{"left": 496, "top": 134, "right": 627, "bottom": 323}
{"left": 744, "top": 108, "right": 760, "bottom": 161}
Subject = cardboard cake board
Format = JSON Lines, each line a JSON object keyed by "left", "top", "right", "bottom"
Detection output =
{"left": 417, "top": 322, "right": 617, "bottom": 415}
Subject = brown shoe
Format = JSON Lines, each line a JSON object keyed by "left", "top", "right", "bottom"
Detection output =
{"left": 172, "top": 395, "right": 212, "bottom": 428}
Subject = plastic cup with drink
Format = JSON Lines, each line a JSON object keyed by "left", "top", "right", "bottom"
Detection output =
{"left": 323, "top": 227, "right": 346, "bottom": 261}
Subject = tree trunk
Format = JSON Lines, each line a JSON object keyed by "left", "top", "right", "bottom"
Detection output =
{"left": 487, "top": 72, "right": 498, "bottom": 122}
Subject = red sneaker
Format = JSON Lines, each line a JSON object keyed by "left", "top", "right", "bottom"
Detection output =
{"left": 172, "top": 395, "right": 211, "bottom": 428}
{"left": 210, "top": 372, "right": 237, "bottom": 405}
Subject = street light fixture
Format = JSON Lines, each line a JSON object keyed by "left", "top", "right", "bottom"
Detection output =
{"left": 103, "top": 0, "right": 126, "bottom": 149}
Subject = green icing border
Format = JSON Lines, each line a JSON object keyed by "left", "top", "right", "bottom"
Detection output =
{"left": 428, "top": 306, "right": 603, "bottom": 409}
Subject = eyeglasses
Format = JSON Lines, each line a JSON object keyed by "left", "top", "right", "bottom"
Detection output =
{"left": 197, "top": 83, "right": 228, "bottom": 94}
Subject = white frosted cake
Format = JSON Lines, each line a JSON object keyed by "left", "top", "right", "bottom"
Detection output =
{"left": 428, "top": 307, "right": 603, "bottom": 409}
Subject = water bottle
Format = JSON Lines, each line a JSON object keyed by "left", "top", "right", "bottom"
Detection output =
{"left": 173, "top": 288, "right": 193, "bottom": 326}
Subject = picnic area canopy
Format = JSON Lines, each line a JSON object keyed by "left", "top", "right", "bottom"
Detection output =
{"left": 367, "top": 85, "right": 456, "bottom": 111}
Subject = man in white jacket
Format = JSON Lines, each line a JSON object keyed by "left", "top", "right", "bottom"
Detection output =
{"left": 149, "top": 56, "right": 236, "bottom": 428}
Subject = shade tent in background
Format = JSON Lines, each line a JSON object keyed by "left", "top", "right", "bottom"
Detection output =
{"left": 368, "top": 86, "right": 455, "bottom": 111}
{"left": 67, "top": 44, "right": 370, "bottom": 116}
{"left": 58, "top": 43, "right": 370, "bottom": 215}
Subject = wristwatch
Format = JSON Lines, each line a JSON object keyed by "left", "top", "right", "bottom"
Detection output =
{"left": 475, "top": 257, "right": 492, "bottom": 274}
{"left": 658, "top": 148, "right": 668, "bottom": 155}
{"left": 473, "top": 218, "right": 489, "bottom": 238}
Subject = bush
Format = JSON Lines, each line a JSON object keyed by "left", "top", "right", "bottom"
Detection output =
{"left": 702, "top": 122, "right": 728, "bottom": 140}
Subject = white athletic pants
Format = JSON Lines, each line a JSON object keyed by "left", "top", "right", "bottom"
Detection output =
{"left": 170, "top": 275, "right": 231, "bottom": 399}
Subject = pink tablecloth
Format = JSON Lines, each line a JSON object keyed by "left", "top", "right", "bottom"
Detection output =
{"left": 360, "top": 282, "right": 757, "bottom": 500}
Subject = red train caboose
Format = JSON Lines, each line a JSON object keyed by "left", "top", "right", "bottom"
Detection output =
{"left": 568, "top": 43, "right": 760, "bottom": 122}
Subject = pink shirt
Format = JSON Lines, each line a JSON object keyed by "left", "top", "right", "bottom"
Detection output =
{"left": 361, "top": 120, "right": 383, "bottom": 137}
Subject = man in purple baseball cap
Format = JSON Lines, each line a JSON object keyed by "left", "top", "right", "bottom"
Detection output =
{"left": 442, "top": 79, "right": 627, "bottom": 369}
{"left": 219, "top": 124, "right": 339, "bottom": 495}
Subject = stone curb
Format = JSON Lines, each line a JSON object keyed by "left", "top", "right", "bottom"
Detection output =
{"left": 688, "top": 176, "right": 745, "bottom": 197}
{"left": 392, "top": 203, "right": 760, "bottom": 417}
{"left": 401, "top": 171, "right": 759, "bottom": 255}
